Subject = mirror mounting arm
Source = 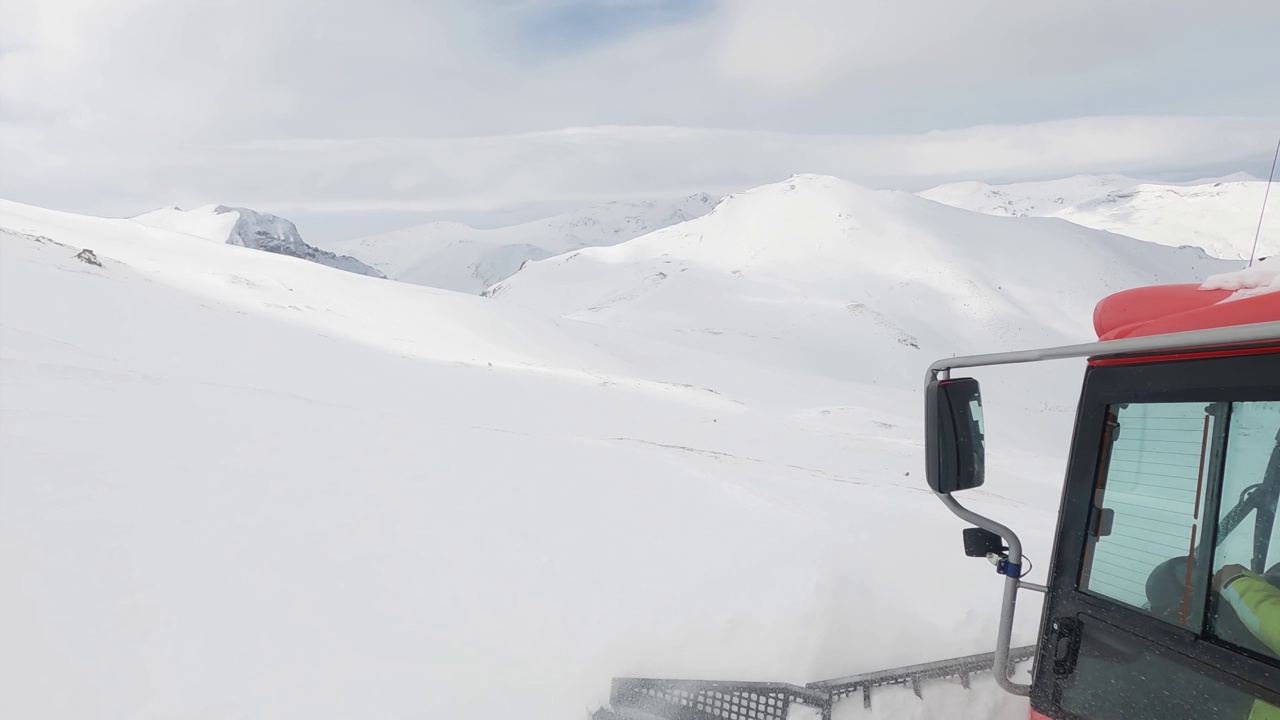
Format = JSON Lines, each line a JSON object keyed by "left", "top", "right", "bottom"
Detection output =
{"left": 937, "top": 491, "right": 1032, "bottom": 696}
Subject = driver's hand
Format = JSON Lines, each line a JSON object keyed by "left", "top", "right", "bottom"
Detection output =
{"left": 1213, "top": 563, "right": 1249, "bottom": 592}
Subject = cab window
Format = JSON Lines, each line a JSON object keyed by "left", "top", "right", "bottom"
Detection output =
{"left": 1208, "top": 401, "right": 1280, "bottom": 661}
{"left": 1078, "top": 401, "right": 1218, "bottom": 628}
{"left": 1078, "top": 399, "right": 1280, "bottom": 648}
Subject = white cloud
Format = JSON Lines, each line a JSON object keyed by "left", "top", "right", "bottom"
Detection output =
{"left": 708, "top": 0, "right": 1256, "bottom": 89}
{"left": 0, "top": 0, "right": 472, "bottom": 139}
{"left": 4, "top": 0, "right": 1276, "bottom": 141}
{"left": 1, "top": 0, "right": 1277, "bottom": 229}
{"left": 6, "top": 116, "right": 1274, "bottom": 224}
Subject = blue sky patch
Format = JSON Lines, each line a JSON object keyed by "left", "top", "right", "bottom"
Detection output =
{"left": 516, "top": 0, "right": 712, "bottom": 54}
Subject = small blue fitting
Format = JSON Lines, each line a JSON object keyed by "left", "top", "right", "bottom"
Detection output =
{"left": 995, "top": 558, "right": 1021, "bottom": 577}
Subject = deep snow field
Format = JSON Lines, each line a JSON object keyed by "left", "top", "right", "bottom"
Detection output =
{"left": 0, "top": 173, "right": 1265, "bottom": 720}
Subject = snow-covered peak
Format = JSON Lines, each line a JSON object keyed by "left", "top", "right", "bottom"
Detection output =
{"left": 131, "top": 204, "right": 240, "bottom": 243}
{"left": 488, "top": 174, "right": 1235, "bottom": 386}
{"left": 217, "top": 205, "right": 291, "bottom": 247}
{"left": 1196, "top": 171, "right": 1259, "bottom": 183}
{"left": 327, "top": 192, "right": 718, "bottom": 293}
{"left": 537, "top": 193, "right": 719, "bottom": 250}
{"left": 919, "top": 174, "right": 1277, "bottom": 261}
{"left": 133, "top": 205, "right": 385, "bottom": 278}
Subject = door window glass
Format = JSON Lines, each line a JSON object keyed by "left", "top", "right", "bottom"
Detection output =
{"left": 1209, "top": 401, "right": 1280, "bottom": 661}
{"left": 1080, "top": 402, "right": 1217, "bottom": 628}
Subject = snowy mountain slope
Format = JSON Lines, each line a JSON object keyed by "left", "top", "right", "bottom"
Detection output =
{"left": 327, "top": 193, "right": 717, "bottom": 293}
{"left": 488, "top": 174, "right": 1237, "bottom": 387}
{"left": 0, "top": 199, "right": 1072, "bottom": 720}
{"left": 918, "top": 175, "right": 1277, "bottom": 260}
{"left": 134, "top": 204, "right": 385, "bottom": 277}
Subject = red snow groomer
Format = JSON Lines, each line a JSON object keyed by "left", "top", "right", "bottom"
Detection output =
{"left": 597, "top": 280, "right": 1280, "bottom": 720}
{"left": 929, "top": 281, "right": 1280, "bottom": 720}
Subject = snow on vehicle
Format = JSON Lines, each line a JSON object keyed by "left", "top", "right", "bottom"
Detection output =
{"left": 595, "top": 270, "right": 1280, "bottom": 720}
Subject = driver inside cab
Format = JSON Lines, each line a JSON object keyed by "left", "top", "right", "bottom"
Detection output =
{"left": 1214, "top": 562, "right": 1280, "bottom": 657}
{"left": 1214, "top": 563, "right": 1280, "bottom": 720}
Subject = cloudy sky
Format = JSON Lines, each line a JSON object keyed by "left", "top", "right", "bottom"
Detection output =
{"left": 2, "top": 0, "right": 1278, "bottom": 240}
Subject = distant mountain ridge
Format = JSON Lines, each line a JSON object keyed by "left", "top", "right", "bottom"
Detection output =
{"left": 327, "top": 193, "right": 718, "bottom": 293}
{"left": 918, "top": 174, "right": 1275, "bottom": 261}
{"left": 133, "top": 205, "right": 385, "bottom": 278}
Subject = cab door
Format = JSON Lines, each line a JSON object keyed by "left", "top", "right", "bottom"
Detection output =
{"left": 1030, "top": 353, "right": 1280, "bottom": 719}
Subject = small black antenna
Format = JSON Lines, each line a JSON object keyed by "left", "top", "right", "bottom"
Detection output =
{"left": 1248, "top": 136, "right": 1280, "bottom": 267}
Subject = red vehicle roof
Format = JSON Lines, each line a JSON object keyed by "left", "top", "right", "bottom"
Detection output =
{"left": 1094, "top": 283, "right": 1280, "bottom": 341}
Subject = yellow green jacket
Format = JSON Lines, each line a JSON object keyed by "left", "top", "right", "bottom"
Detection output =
{"left": 1221, "top": 570, "right": 1280, "bottom": 656}
{"left": 1220, "top": 570, "right": 1280, "bottom": 720}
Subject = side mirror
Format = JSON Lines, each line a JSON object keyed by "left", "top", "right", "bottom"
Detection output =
{"left": 926, "top": 377, "right": 985, "bottom": 494}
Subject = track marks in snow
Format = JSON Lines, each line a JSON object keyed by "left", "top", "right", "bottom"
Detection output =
{"left": 606, "top": 436, "right": 914, "bottom": 490}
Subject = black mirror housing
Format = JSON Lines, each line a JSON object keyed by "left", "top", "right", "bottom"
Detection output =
{"left": 926, "top": 376, "right": 986, "bottom": 494}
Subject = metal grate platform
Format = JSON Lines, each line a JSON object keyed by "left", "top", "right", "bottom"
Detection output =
{"left": 609, "top": 678, "right": 829, "bottom": 720}
{"left": 602, "top": 645, "right": 1037, "bottom": 719}
{"left": 808, "top": 645, "right": 1037, "bottom": 709}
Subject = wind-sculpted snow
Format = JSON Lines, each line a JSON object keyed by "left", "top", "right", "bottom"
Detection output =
{"left": 328, "top": 193, "right": 718, "bottom": 293}
{"left": 1202, "top": 256, "right": 1280, "bottom": 300}
{"left": 919, "top": 174, "right": 1277, "bottom": 261}
{"left": 134, "top": 204, "right": 385, "bottom": 277}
